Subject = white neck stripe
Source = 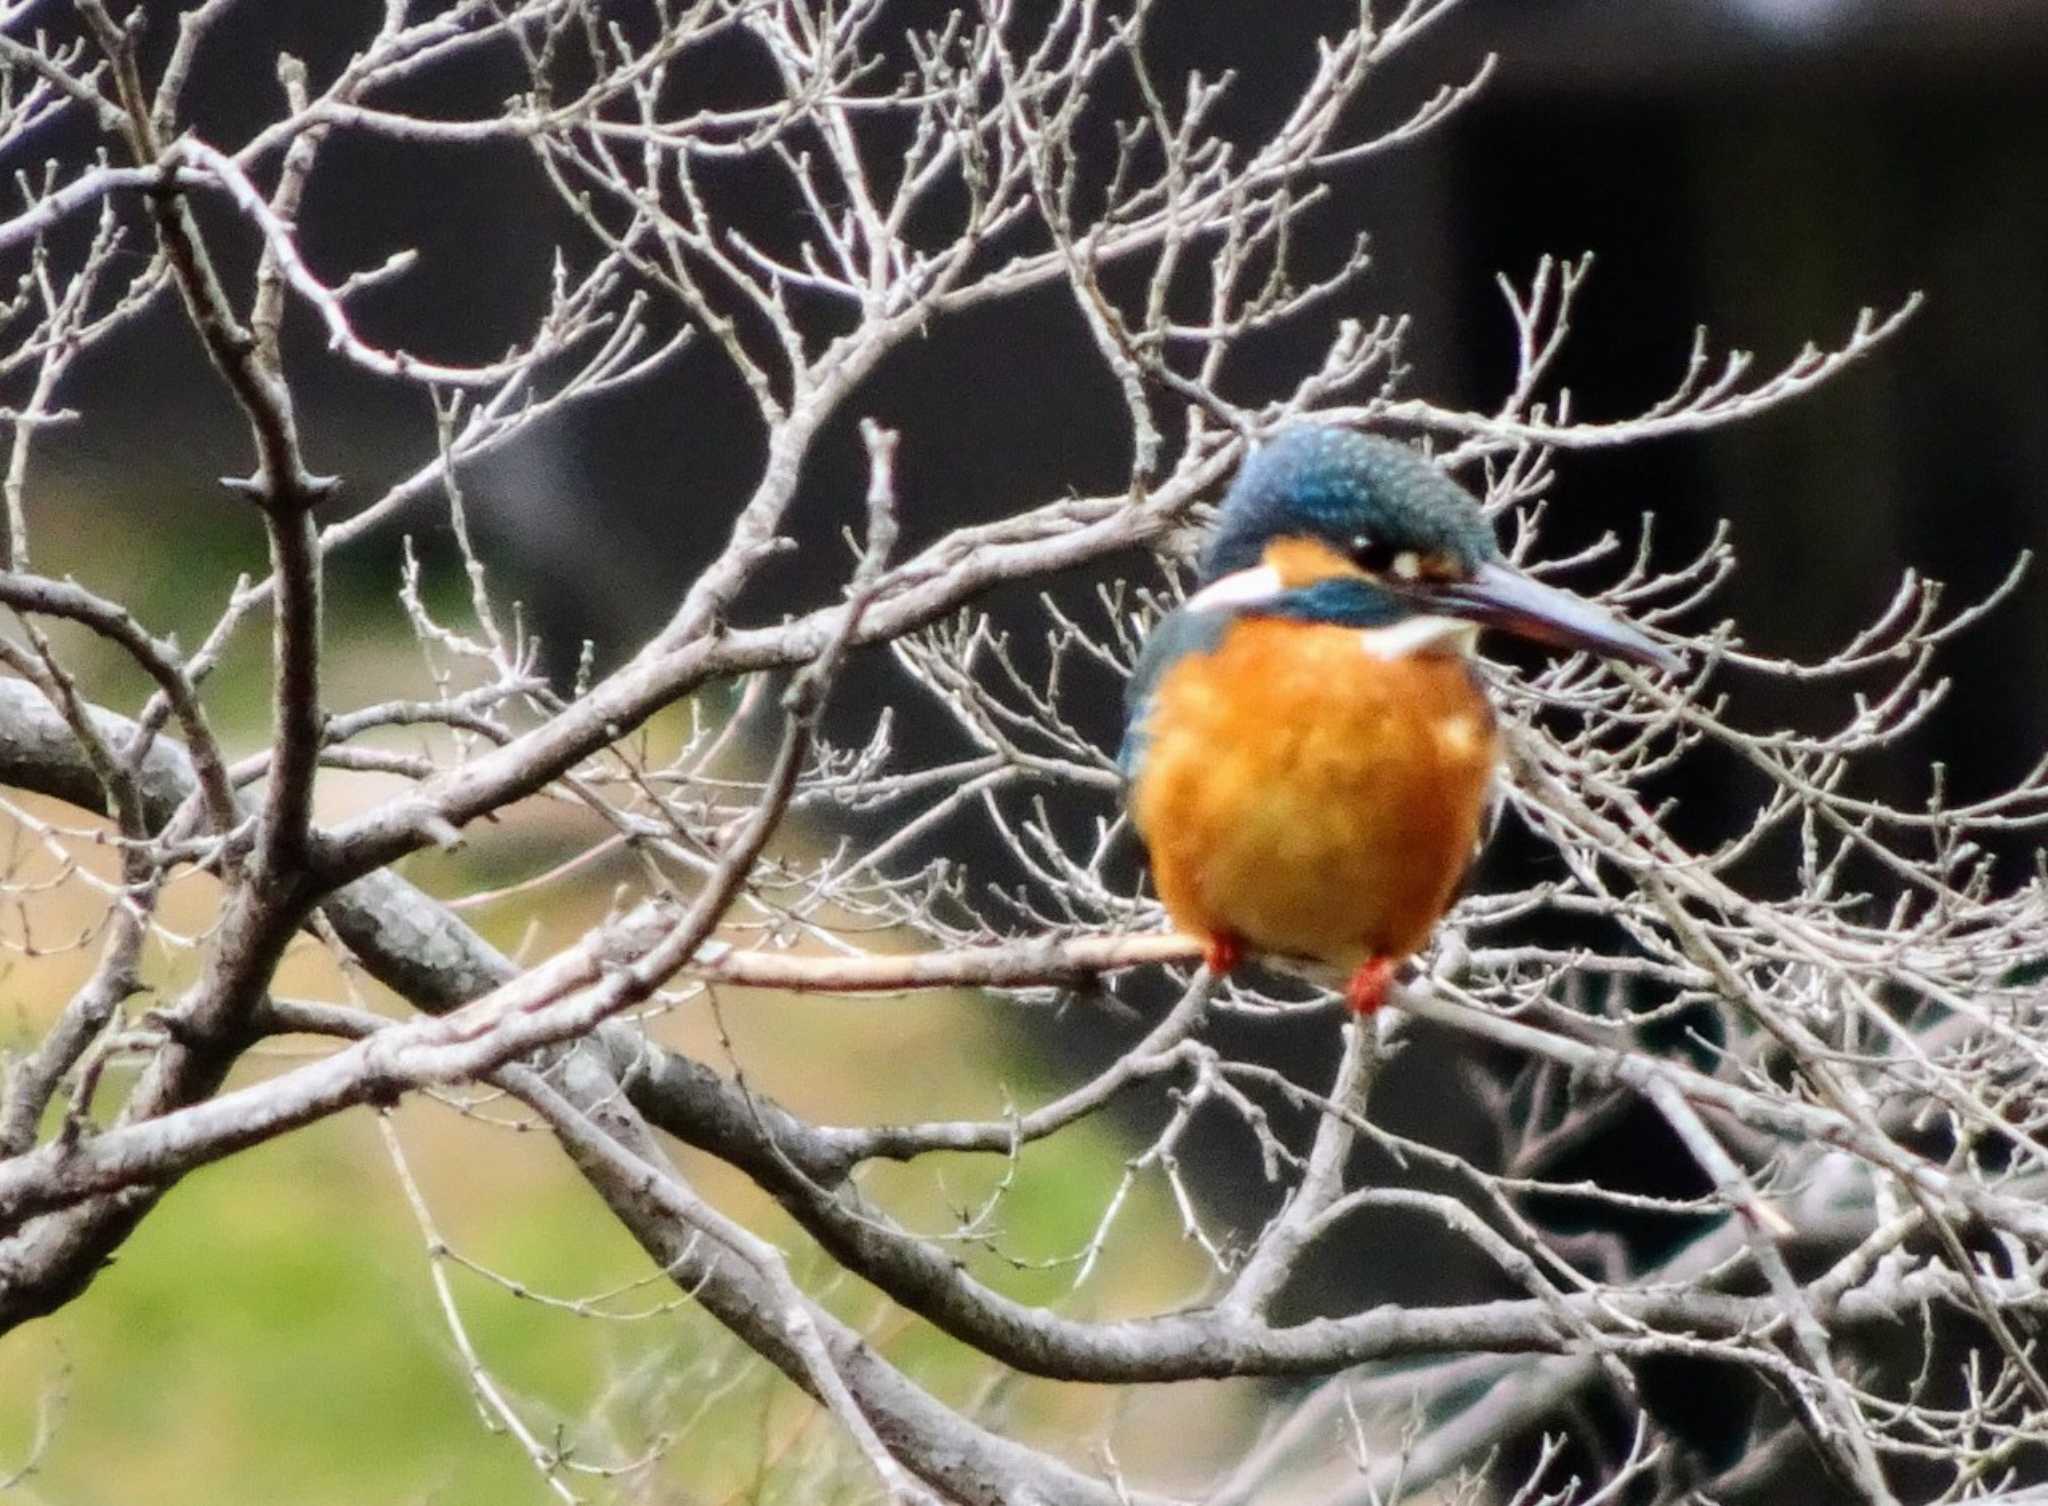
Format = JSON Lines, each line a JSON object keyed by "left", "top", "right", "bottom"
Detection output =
{"left": 1183, "top": 564, "right": 1282, "bottom": 611}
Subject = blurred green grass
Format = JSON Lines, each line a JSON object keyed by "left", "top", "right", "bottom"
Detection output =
{"left": 0, "top": 1037, "right": 1219, "bottom": 1503}
{"left": 3, "top": 1111, "right": 604, "bottom": 1506}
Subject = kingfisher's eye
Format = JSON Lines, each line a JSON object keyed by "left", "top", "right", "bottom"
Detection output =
{"left": 1348, "top": 535, "right": 1396, "bottom": 573}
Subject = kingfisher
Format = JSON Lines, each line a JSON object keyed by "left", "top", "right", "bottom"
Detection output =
{"left": 1122, "top": 425, "right": 1679, "bottom": 1014}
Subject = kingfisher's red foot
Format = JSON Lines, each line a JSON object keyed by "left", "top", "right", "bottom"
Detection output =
{"left": 1203, "top": 933, "right": 1244, "bottom": 978}
{"left": 1345, "top": 957, "right": 1397, "bottom": 1015}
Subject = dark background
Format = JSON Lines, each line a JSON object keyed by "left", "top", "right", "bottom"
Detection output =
{"left": 92, "top": 0, "right": 2048, "bottom": 786}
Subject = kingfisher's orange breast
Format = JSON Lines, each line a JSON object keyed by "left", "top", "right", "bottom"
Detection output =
{"left": 1130, "top": 617, "right": 1500, "bottom": 969}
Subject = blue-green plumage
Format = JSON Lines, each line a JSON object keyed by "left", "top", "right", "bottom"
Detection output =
{"left": 1203, "top": 426, "right": 1498, "bottom": 581}
{"left": 1119, "top": 608, "right": 1226, "bottom": 780}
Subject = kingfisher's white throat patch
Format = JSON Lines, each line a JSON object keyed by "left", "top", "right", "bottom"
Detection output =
{"left": 1359, "top": 616, "right": 1479, "bottom": 661}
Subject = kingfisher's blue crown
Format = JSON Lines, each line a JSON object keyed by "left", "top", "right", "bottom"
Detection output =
{"left": 1203, "top": 426, "right": 1500, "bottom": 584}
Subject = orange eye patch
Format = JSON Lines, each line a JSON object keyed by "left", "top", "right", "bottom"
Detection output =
{"left": 1262, "top": 536, "right": 1466, "bottom": 587}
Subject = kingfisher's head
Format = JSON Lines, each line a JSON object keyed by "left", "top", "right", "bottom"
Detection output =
{"left": 1193, "top": 426, "right": 1679, "bottom": 671}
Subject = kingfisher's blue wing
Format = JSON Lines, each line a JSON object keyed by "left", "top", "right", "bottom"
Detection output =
{"left": 1118, "top": 606, "right": 1231, "bottom": 784}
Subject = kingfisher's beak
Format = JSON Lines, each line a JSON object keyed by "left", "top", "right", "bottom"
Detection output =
{"left": 1425, "top": 561, "right": 1681, "bottom": 673}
